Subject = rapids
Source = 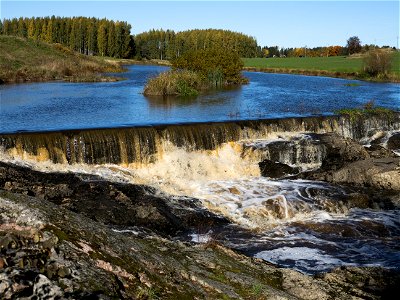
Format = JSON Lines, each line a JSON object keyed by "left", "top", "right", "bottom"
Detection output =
{"left": 1, "top": 117, "right": 399, "bottom": 274}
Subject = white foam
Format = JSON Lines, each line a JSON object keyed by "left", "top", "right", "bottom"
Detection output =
{"left": 0, "top": 138, "right": 353, "bottom": 231}
{"left": 190, "top": 232, "right": 213, "bottom": 243}
{"left": 255, "top": 247, "right": 346, "bottom": 272}
{"left": 112, "top": 229, "right": 140, "bottom": 235}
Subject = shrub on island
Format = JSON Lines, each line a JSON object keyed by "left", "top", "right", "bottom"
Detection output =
{"left": 143, "top": 69, "right": 201, "bottom": 96}
{"left": 143, "top": 48, "right": 248, "bottom": 96}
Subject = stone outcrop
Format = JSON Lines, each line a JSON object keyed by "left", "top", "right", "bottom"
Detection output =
{"left": 1, "top": 189, "right": 399, "bottom": 299}
{"left": 286, "top": 133, "right": 400, "bottom": 191}
{"left": 0, "top": 161, "right": 228, "bottom": 237}
{"left": 259, "top": 159, "right": 300, "bottom": 178}
{"left": 388, "top": 133, "right": 400, "bottom": 151}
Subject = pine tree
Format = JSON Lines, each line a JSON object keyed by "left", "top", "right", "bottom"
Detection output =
{"left": 46, "top": 19, "right": 54, "bottom": 43}
{"left": 27, "top": 18, "right": 35, "bottom": 39}
{"left": 97, "top": 22, "right": 107, "bottom": 56}
{"left": 107, "top": 22, "right": 116, "bottom": 57}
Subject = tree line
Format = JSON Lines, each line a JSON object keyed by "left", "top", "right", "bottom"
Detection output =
{"left": 260, "top": 45, "right": 346, "bottom": 58}
{"left": 0, "top": 16, "right": 133, "bottom": 58}
{"left": 0, "top": 17, "right": 260, "bottom": 59}
{"left": 134, "top": 29, "right": 260, "bottom": 59}
{"left": 1, "top": 17, "right": 395, "bottom": 60}
{"left": 260, "top": 37, "right": 396, "bottom": 58}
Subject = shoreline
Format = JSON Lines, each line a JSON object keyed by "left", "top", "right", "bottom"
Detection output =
{"left": 243, "top": 66, "right": 400, "bottom": 83}
{"left": 2, "top": 61, "right": 398, "bottom": 85}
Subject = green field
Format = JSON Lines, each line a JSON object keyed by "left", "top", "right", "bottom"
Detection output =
{"left": 243, "top": 52, "right": 400, "bottom": 76}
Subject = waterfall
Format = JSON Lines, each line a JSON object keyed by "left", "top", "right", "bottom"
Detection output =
{"left": 1, "top": 114, "right": 398, "bottom": 166}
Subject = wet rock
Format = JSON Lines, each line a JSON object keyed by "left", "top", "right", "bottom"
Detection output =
{"left": 299, "top": 134, "right": 400, "bottom": 190}
{"left": 317, "top": 133, "right": 370, "bottom": 171}
{"left": 259, "top": 159, "right": 300, "bottom": 178}
{"left": 1, "top": 183, "right": 400, "bottom": 299}
{"left": 0, "top": 161, "right": 228, "bottom": 236}
{"left": 387, "top": 133, "right": 400, "bottom": 151}
{"left": 366, "top": 144, "right": 397, "bottom": 158}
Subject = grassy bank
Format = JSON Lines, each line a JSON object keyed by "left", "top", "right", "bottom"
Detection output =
{"left": 243, "top": 53, "right": 400, "bottom": 82}
{"left": 0, "top": 35, "right": 125, "bottom": 83}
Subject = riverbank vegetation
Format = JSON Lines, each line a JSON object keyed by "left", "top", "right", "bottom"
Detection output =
{"left": 0, "top": 35, "right": 124, "bottom": 83}
{"left": 243, "top": 51, "right": 400, "bottom": 82}
{"left": 335, "top": 101, "right": 396, "bottom": 122}
{"left": 144, "top": 48, "right": 247, "bottom": 96}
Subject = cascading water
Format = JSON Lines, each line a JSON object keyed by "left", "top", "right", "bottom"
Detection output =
{"left": 1, "top": 115, "right": 399, "bottom": 274}
{"left": 1, "top": 114, "right": 398, "bottom": 166}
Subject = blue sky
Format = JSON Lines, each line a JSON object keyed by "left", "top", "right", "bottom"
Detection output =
{"left": 1, "top": 1, "right": 398, "bottom": 48}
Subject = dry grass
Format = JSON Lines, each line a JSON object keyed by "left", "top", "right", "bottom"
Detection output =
{"left": 0, "top": 36, "right": 124, "bottom": 83}
{"left": 143, "top": 70, "right": 203, "bottom": 96}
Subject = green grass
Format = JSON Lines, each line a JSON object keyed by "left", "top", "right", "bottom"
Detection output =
{"left": 243, "top": 56, "right": 362, "bottom": 72}
{"left": 0, "top": 35, "right": 124, "bottom": 83}
{"left": 243, "top": 52, "right": 400, "bottom": 80}
{"left": 335, "top": 106, "right": 395, "bottom": 122}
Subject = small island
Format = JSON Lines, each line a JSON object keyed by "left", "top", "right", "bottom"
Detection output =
{"left": 143, "top": 48, "right": 249, "bottom": 97}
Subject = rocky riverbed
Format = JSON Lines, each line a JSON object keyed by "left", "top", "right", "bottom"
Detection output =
{"left": 1, "top": 128, "right": 400, "bottom": 298}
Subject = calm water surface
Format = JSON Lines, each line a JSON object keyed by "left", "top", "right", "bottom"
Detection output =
{"left": 0, "top": 64, "right": 399, "bottom": 133}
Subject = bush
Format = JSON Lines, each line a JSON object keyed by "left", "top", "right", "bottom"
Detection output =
{"left": 143, "top": 70, "right": 201, "bottom": 96}
{"left": 172, "top": 48, "right": 247, "bottom": 86}
{"left": 363, "top": 49, "right": 393, "bottom": 77}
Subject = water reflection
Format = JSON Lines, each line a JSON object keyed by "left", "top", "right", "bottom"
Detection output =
{"left": 145, "top": 85, "right": 243, "bottom": 109}
{"left": 146, "top": 95, "right": 199, "bottom": 108}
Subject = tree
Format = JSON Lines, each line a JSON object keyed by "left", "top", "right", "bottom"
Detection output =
{"left": 172, "top": 48, "right": 246, "bottom": 85}
{"left": 363, "top": 49, "right": 393, "bottom": 77}
{"left": 27, "top": 19, "right": 35, "bottom": 39}
{"left": 347, "top": 36, "right": 362, "bottom": 55}
{"left": 97, "top": 22, "right": 107, "bottom": 56}
{"left": 46, "top": 18, "right": 54, "bottom": 43}
{"left": 107, "top": 22, "right": 116, "bottom": 57}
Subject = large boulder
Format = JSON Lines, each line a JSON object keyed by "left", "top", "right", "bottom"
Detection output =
{"left": 259, "top": 159, "right": 300, "bottom": 178}
{"left": 300, "top": 134, "right": 400, "bottom": 190}
{"left": 387, "top": 133, "right": 400, "bottom": 151}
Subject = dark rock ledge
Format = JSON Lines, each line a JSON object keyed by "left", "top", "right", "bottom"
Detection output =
{"left": 0, "top": 161, "right": 399, "bottom": 299}
{"left": 298, "top": 133, "right": 400, "bottom": 191}
{"left": 0, "top": 161, "right": 228, "bottom": 237}
{"left": 1, "top": 190, "right": 399, "bottom": 299}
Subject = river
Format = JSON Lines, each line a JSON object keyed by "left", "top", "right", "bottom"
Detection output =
{"left": 0, "top": 65, "right": 399, "bottom": 275}
{"left": 0, "top": 64, "right": 399, "bottom": 133}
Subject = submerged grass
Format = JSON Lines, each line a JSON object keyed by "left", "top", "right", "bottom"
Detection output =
{"left": 0, "top": 35, "right": 124, "bottom": 83}
{"left": 335, "top": 106, "right": 395, "bottom": 122}
{"left": 344, "top": 83, "right": 361, "bottom": 87}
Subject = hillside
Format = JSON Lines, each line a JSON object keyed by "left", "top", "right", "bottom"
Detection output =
{"left": 0, "top": 35, "right": 124, "bottom": 83}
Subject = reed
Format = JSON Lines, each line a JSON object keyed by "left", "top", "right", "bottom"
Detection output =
{"left": 143, "top": 70, "right": 202, "bottom": 96}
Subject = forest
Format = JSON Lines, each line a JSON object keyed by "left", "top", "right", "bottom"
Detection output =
{"left": 0, "top": 17, "right": 260, "bottom": 59}
{"left": 134, "top": 28, "right": 260, "bottom": 59}
{"left": 0, "top": 16, "right": 133, "bottom": 58}
{"left": 1, "top": 16, "right": 393, "bottom": 60}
